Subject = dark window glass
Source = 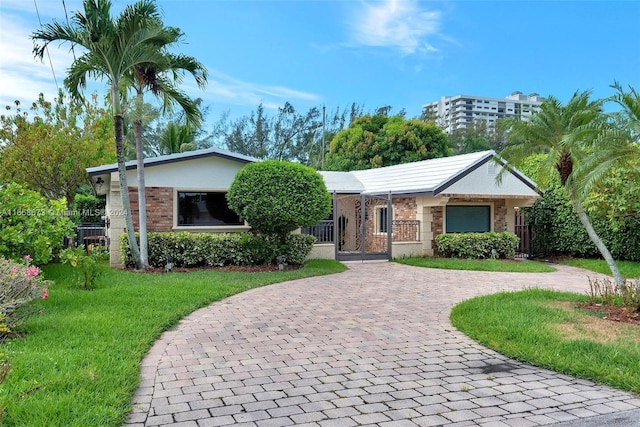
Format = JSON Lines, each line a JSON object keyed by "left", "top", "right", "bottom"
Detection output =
{"left": 378, "top": 207, "right": 388, "bottom": 233}
{"left": 446, "top": 205, "right": 490, "bottom": 233}
{"left": 177, "top": 192, "right": 243, "bottom": 226}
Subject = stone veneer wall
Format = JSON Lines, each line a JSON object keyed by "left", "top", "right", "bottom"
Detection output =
{"left": 127, "top": 187, "right": 174, "bottom": 232}
{"left": 366, "top": 197, "right": 418, "bottom": 252}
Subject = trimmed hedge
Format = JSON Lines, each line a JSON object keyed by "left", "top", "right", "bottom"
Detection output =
{"left": 435, "top": 232, "right": 519, "bottom": 259}
{"left": 120, "top": 232, "right": 316, "bottom": 268}
{"left": 526, "top": 186, "right": 640, "bottom": 261}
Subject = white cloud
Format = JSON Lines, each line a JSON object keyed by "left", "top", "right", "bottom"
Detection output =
{"left": 0, "top": 11, "right": 78, "bottom": 106}
{"left": 200, "top": 70, "right": 321, "bottom": 111}
{"left": 349, "top": 0, "right": 443, "bottom": 55}
{"left": 0, "top": 3, "right": 320, "bottom": 113}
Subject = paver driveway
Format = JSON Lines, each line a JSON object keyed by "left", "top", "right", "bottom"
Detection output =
{"left": 126, "top": 262, "right": 640, "bottom": 426}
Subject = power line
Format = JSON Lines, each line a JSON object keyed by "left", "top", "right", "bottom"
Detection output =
{"left": 61, "top": 0, "right": 76, "bottom": 60}
{"left": 33, "top": 0, "right": 59, "bottom": 90}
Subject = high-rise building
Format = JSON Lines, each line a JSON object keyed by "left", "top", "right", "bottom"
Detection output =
{"left": 422, "top": 92, "right": 543, "bottom": 134}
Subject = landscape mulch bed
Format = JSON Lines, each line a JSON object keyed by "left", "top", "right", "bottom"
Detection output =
{"left": 579, "top": 303, "right": 640, "bottom": 326}
{"left": 130, "top": 264, "right": 303, "bottom": 274}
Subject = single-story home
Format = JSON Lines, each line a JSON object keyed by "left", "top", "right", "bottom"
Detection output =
{"left": 87, "top": 148, "right": 540, "bottom": 266}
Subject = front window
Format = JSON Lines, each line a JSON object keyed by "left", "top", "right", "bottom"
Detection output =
{"left": 446, "top": 205, "right": 490, "bottom": 233}
{"left": 376, "top": 206, "right": 389, "bottom": 233}
{"left": 177, "top": 191, "right": 243, "bottom": 226}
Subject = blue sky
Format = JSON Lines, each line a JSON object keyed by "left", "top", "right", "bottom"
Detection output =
{"left": 1, "top": 0, "right": 638, "bottom": 125}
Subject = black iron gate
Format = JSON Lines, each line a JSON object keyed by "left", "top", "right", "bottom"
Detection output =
{"left": 334, "top": 193, "right": 392, "bottom": 261}
{"left": 515, "top": 209, "right": 532, "bottom": 258}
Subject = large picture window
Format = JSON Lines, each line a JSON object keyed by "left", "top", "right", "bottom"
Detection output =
{"left": 177, "top": 191, "right": 243, "bottom": 227}
{"left": 446, "top": 205, "right": 491, "bottom": 233}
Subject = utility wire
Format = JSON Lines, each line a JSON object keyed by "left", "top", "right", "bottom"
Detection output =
{"left": 33, "top": 0, "right": 59, "bottom": 90}
{"left": 61, "top": 0, "right": 76, "bottom": 60}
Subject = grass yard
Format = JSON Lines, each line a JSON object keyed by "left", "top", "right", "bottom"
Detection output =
{"left": 559, "top": 258, "right": 640, "bottom": 279}
{"left": 395, "top": 256, "right": 556, "bottom": 273}
{"left": 0, "top": 259, "right": 346, "bottom": 427}
{"left": 451, "top": 288, "right": 640, "bottom": 394}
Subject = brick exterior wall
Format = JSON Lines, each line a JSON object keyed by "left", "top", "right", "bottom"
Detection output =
{"left": 431, "top": 206, "right": 444, "bottom": 251}
{"left": 128, "top": 187, "right": 173, "bottom": 232}
{"left": 366, "top": 197, "right": 418, "bottom": 252}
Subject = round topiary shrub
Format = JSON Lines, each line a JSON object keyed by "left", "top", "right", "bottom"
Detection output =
{"left": 227, "top": 160, "right": 331, "bottom": 239}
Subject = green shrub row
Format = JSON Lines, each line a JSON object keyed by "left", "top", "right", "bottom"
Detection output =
{"left": 435, "top": 232, "right": 519, "bottom": 259}
{"left": 120, "top": 232, "right": 316, "bottom": 268}
{"left": 526, "top": 186, "right": 640, "bottom": 261}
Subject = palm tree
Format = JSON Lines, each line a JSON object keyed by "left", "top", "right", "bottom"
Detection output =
{"left": 32, "top": 0, "right": 185, "bottom": 269}
{"left": 576, "top": 83, "right": 640, "bottom": 195}
{"left": 158, "top": 122, "right": 198, "bottom": 154}
{"left": 500, "top": 90, "right": 624, "bottom": 286}
{"left": 127, "top": 30, "right": 207, "bottom": 269}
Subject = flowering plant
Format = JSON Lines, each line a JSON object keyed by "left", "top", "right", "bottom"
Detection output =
{"left": 0, "top": 255, "right": 51, "bottom": 337}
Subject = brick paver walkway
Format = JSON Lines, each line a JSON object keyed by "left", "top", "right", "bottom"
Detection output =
{"left": 125, "top": 262, "right": 640, "bottom": 426}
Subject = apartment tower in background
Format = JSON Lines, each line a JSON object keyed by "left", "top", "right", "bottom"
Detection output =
{"left": 423, "top": 92, "right": 543, "bottom": 134}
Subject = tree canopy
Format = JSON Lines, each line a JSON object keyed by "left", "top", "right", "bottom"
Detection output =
{"left": 323, "top": 114, "right": 450, "bottom": 171}
{"left": 0, "top": 91, "right": 115, "bottom": 202}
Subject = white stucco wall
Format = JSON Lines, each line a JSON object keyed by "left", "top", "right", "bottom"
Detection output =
{"left": 443, "top": 162, "right": 539, "bottom": 197}
{"left": 124, "top": 156, "right": 247, "bottom": 189}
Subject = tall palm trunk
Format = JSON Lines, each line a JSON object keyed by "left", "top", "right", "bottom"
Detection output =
{"left": 134, "top": 94, "right": 149, "bottom": 269}
{"left": 568, "top": 185, "right": 623, "bottom": 286}
{"left": 114, "top": 113, "right": 142, "bottom": 269}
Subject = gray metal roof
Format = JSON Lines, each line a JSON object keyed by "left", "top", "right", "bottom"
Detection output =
{"left": 86, "top": 147, "right": 258, "bottom": 176}
{"left": 319, "top": 150, "right": 535, "bottom": 196}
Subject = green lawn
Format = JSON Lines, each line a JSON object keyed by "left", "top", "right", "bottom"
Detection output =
{"left": 0, "top": 259, "right": 346, "bottom": 427}
{"left": 395, "top": 256, "right": 556, "bottom": 273}
{"left": 560, "top": 258, "right": 640, "bottom": 279}
{"left": 451, "top": 288, "right": 640, "bottom": 394}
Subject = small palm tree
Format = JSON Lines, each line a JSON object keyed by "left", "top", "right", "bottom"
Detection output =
{"left": 500, "top": 90, "right": 623, "bottom": 285}
{"left": 126, "top": 28, "right": 207, "bottom": 269}
{"left": 32, "top": 0, "right": 201, "bottom": 269}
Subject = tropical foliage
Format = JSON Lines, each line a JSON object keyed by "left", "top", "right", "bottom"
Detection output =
{"left": 0, "top": 91, "right": 115, "bottom": 202}
{"left": 0, "top": 184, "right": 74, "bottom": 265}
{"left": 500, "top": 90, "right": 624, "bottom": 284}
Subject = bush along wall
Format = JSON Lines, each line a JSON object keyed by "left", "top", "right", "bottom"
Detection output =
{"left": 525, "top": 186, "right": 640, "bottom": 261}
{"left": 120, "top": 232, "right": 316, "bottom": 268}
{"left": 435, "top": 232, "right": 519, "bottom": 259}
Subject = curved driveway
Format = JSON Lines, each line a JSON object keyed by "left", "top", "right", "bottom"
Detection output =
{"left": 126, "top": 262, "right": 640, "bottom": 426}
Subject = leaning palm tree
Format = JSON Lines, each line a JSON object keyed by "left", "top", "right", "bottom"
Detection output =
{"left": 575, "top": 82, "right": 640, "bottom": 196}
{"left": 500, "top": 90, "right": 624, "bottom": 286}
{"left": 126, "top": 30, "right": 207, "bottom": 269}
{"left": 32, "top": 0, "right": 179, "bottom": 269}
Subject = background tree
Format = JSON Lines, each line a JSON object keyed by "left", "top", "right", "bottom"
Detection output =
{"left": 226, "top": 160, "right": 331, "bottom": 241}
{"left": 32, "top": 0, "right": 195, "bottom": 269}
{"left": 211, "top": 102, "right": 365, "bottom": 167}
{"left": 0, "top": 91, "right": 115, "bottom": 202}
{"left": 499, "top": 90, "right": 623, "bottom": 285}
{"left": 448, "top": 120, "right": 508, "bottom": 154}
{"left": 323, "top": 114, "right": 449, "bottom": 171}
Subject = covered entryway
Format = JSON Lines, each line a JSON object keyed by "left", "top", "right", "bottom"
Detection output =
{"left": 334, "top": 193, "right": 392, "bottom": 261}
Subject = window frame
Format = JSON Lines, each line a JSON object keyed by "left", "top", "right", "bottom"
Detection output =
{"left": 444, "top": 203, "right": 493, "bottom": 234}
{"left": 173, "top": 188, "right": 249, "bottom": 231}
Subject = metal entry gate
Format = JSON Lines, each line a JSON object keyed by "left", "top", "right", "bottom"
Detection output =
{"left": 334, "top": 193, "right": 392, "bottom": 261}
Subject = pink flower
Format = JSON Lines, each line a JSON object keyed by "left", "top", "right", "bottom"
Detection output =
{"left": 24, "top": 255, "right": 31, "bottom": 261}
{"left": 11, "top": 267, "right": 18, "bottom": 274}
{"left": 42, "top": 288, "right": 49, "bottom": 300}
